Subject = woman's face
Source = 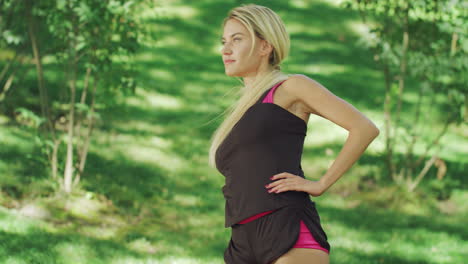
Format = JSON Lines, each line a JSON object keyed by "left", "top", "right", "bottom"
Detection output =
{"left": 221, "top": 19, "right": 267, "bottom": 77}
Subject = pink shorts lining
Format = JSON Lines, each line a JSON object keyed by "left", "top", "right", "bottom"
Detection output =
{"left": 293, "top": 220, "right": 329, "bottom": 254}
{"left": 237, "top": 211, "right": 329, "bottom": 255}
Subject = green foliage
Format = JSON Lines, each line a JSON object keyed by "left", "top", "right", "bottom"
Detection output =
{"left": 0, "top": 0, "right": 146, "bottom": 117}
{"left": 14, "top": 107, "right": 45, "bottom": 128}
{"left": 0, "top": 0, "right": 150, "bottom": 192}
{"left": 340, "top": 0, "right": 467, "bottom": 195}
{"left": 425, "top": 177, "right": 461, "bottom": 200}
{"left": 341, "top": 0, "right": 467, "bottom": 124}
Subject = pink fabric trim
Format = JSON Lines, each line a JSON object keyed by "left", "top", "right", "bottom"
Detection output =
{"left": 293, "top": 220, "right": 330, "bottom": 254}
{"left": 262, "top": 80, "right": 287, "bottom": 103}
{"left": 238, "top": 214, "right": 329, "bottom": 254}
{"left": 237, "top": 209, "right": 276, "bottom": 224}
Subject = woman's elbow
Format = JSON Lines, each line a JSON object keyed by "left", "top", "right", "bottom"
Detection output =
{"left": 351, "top": 120, "right": 380, "bottom": 139}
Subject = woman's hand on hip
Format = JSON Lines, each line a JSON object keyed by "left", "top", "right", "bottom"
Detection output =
{"left": 265, "top": 172, "right": 325, "bottom": 197}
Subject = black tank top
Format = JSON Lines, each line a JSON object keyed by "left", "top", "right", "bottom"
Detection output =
{"left": 215, "top": 81, "right": 331, "bottom": 251}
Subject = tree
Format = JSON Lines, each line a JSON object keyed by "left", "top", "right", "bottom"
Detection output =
{"left": 341, "top": 0, "right": 467, "bottom": 192}
{"left": 0, "top": 0, "right": 147, "bottom": 194}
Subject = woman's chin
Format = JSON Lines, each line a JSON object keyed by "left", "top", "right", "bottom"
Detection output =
{"left": 225, "top": 70, "right": 237, "bottom": 77}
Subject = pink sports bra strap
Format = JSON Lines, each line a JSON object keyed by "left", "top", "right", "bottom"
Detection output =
{"left": 262, "top": 80, "right": 287, "bottom": 103}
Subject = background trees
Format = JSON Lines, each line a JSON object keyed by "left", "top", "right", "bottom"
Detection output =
{"left": 341, "top": 0, "right": 466, "bottom": 194}
{"left": 1, "top": 0, "right": 145, "bottom": 193}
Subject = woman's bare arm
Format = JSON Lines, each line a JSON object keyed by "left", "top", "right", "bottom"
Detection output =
{"left": 284, "top": 74, "right": 380, "bottom": 194}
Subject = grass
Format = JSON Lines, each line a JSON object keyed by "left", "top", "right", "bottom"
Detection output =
{"left": 0, "top": 0, "right": 467, "bottom": 263}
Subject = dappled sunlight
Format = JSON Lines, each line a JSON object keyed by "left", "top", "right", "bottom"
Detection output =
{"left": 315, "top": 197, "right": 468, "bottom": 263}
{"left": 141, "top": 3, "right": 199, "bottom": 20}
{"left": 128, "top": 88, "right": 183, "bottom": 110}
{"left": 154, "top": 33, "right": 194, "bottom": 50}
{"left": 442, "top": 126, "right": 468, "bottom": 162}
{"left": 347, "top": 20, "right": 376, "bottom": 42}
{"left": 0, "top": 207, "right": 39, "bottom": 235}
{"left": 1, "top": 257, "right": 26, "bottom": 264}
{"left": 64, "top": 196, "right": 106, "bottom": 222}
{"left": 173, "top": 193, "right": 202, "bottom": 207}
{"left": 92, "top": 130, "right": 186, "bottom": 172}
{"left": 110, "top": 120, "right": 166, "bottom": 135}
{"left": 55, "top": 242, "right": 96, "bottom": 263}
{"left": 287, "top": 21, "right": 325, "bottom": 35}
{"left": 289, "top": 0, "right": 314, "bottom": 9}
{"left": 109, "top": 256, "right": 146, "bottom": 264}
{"left": 147, "top": 68, "right": 177, "bottom": 83}
{"left": 302, "top": 63, "right": 350, "bottom": 76}
{"left": 0, "top": 115, "right": 8, "bottom": 125}
{"left": 326, "top": 213, "right": 462, "bottom": 264}
{"left": 79, "top": 224, "right": 120, "bottom": 240}
{"left": 126, "top": 237, "right": 159, "bottom": 254}
{"left": 304, "top": 116, "right": 348, "bottom": 147}
{"left": 327, "top": 223, "right": 381, "bottom": 255}
{"left": 196, "top": 72, "right": 230, "bottom": 84}
{"left": 123, "top": 142, "right": 185, "bottom": 172}
{"left": 290, "top": 40, "right": 345, "bottom": 55}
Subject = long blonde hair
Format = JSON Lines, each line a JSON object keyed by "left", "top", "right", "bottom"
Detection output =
{"left": 208, "top": 4, "right": 292, "bottom": 168}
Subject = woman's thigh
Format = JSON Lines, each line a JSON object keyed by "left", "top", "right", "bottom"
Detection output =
{"left": 271, "top": 248, "right": 329, "bottom": 264}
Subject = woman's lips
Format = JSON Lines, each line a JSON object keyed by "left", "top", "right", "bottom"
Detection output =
{"left": 224, "top": 60, "right": 235, "bottom": 65}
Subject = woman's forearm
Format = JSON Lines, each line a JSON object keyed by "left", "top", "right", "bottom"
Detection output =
{"left": 317, "top": 123, "right": 379, "bottom": 194}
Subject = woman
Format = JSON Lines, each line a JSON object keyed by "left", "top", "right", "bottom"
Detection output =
{"left": 208, "top": 4, "right": 380, "bottom": 264}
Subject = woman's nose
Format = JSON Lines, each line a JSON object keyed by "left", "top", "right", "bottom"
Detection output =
{"left": 221, "top": 42, "right": 233, "bottom": 54}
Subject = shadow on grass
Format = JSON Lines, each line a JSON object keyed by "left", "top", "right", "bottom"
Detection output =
{"left": 319, "top": 202, "right": 467, "bottom": 264}
{"left": 0, "top": 226, "right": 145, "bottom": 263}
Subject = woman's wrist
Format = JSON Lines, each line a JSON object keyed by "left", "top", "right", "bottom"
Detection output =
{"left": 305, "top": 178, "right": 327, "bottom": 196}
{"left": 318, "top": 178, "right": 329, "bottom": 194}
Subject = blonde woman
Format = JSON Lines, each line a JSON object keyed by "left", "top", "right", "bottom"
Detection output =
{"left": 209, "top": 4, "right": 380, "bottom": 264}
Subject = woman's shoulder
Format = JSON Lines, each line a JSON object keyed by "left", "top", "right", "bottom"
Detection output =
{"left": 283, "top": 73, "right": 315, "bottom": 86}
{"left": 281, "top": 73, "right": 328, "bottom": 99}
{"left": 280, "top": 73, "right": 325, "bottom": 117}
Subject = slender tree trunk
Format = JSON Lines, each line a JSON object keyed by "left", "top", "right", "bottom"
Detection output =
{"left": 0, "top": 54, "right": 24, "bottom": 102}
{"left": 0, "top": 73, "right": 15, "bottom": 102}
{"left": 63, "top": 59, "right": 77, "bottom": 193}
{"left": 403, "top": 78, "right": 426, "bottom": 180}
{"left": 74, "top": 74, "right": 98, "bottom": 187}
{"left": 450, "top": 33, "right": 458, "bottom": 56}
{"left": 382, "top": 63, "right": 395, "bottom": 180}
{"left": 408, "top": 154, "right": 438, "bottom": 192}
{"left": 80, "top": 67, "right": 91, "bottom": 104}
{"left": 392, "top": 3, "right": 410, "bottom": 183}
{"left": 75, "top": 67, "right": 91, "bottom": 158}
{"left": 51, "top": 138, "right": 61, "bottom": 180}
{"left": 413, "top": 118, "right": 451, "bottom": 169}
{"left": 63, "top": 1, "right": 78, "bottom": 193}
{"left": 27, "top": 2, "right": 55, "bottom": 138}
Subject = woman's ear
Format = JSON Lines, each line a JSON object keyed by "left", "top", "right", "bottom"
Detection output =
{"left": 259, "top": 39, "right": 273, "bottom": 57}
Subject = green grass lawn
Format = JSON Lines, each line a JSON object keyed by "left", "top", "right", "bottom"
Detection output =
{"left": 1, "top": 0, "right": 467, "bottom": 263}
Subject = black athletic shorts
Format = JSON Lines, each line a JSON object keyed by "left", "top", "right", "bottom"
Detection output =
{"left": 223, "top": 204, "right": 329, "bottom": 264}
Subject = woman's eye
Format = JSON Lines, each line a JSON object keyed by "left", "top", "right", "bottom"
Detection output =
{"left": 221, "top": 38, "right": 241, "bottom": 45}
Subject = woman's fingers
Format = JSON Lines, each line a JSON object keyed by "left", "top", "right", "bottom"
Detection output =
{"left": 266, "top": 180, "right": 287, "bottom": 192}
{"left": 270, "top": 172, "right": 293, "bottom": 181}
{"left": 266, "top": 173, "right": 304, "bottom": 193}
